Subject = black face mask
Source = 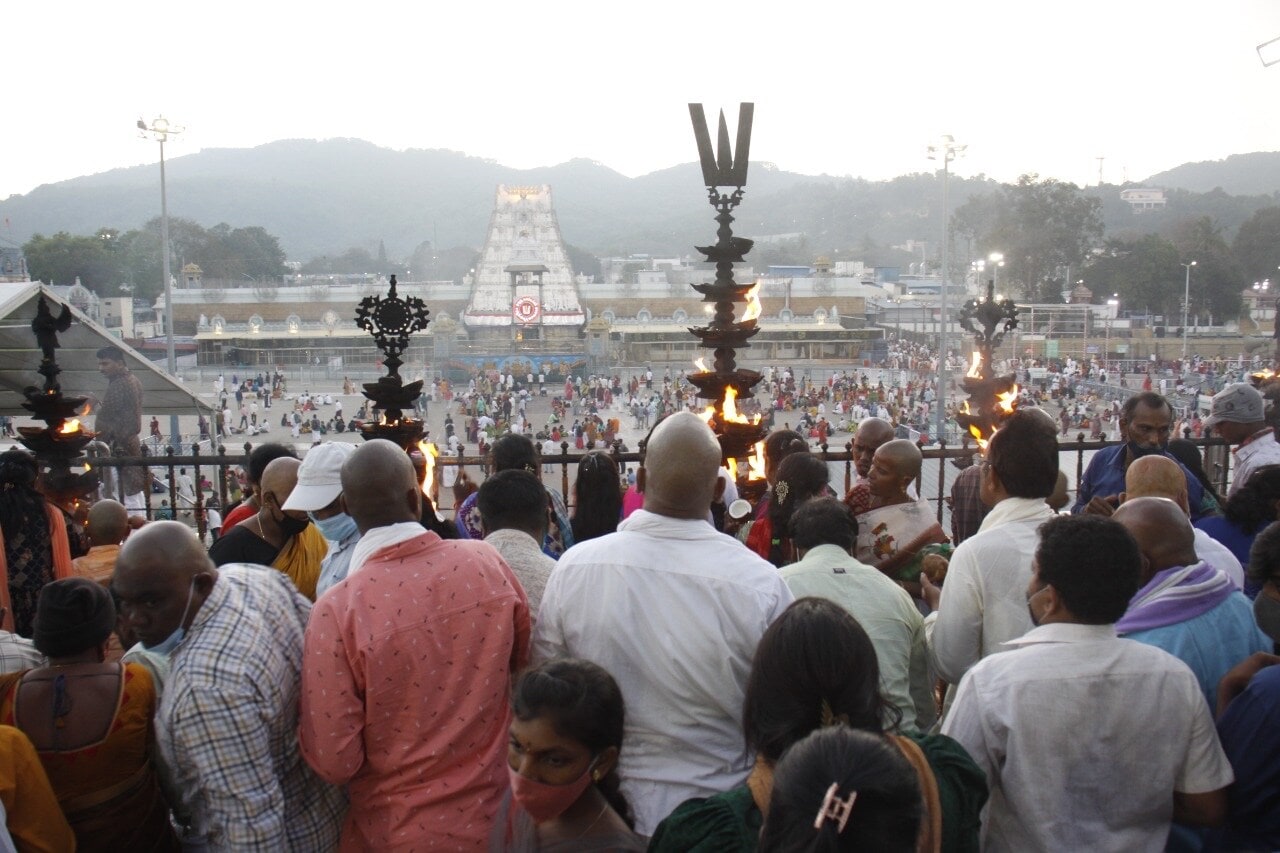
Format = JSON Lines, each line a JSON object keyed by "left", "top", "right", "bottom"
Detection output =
{"left": 1126, "top": 438, "right": 1168, "bottom": 460}
{"left": 277, "top": 511, "right": 310, "bottom": 538}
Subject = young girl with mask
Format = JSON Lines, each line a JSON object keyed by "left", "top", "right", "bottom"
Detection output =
{"left": 492, "top": 658, "right": 645, "bottom": 851}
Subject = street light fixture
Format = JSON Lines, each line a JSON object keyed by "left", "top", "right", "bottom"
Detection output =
{"left": 926, "top": 134, "right": 966, "bottom": 444}
{"left": 1180, "top": 260, "right": 1197, "bottom": 363}
{"left": 138, "top": 115, "right": 185, "bottom": 446}
{"left": 987, "top": 252, "right": 1005, "bottom": 293}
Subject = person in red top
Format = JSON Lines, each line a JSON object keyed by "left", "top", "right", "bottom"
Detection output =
{"left": 300, "top": 439, "right": 530, "bottom": 850}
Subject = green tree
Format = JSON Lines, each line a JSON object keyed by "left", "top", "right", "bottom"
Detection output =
{"left": 23, "top": 231, "right": 121, "bottom": 291}
{"left": 951, "top": 174, "right": 1103, "bottom": 302}
{"left": 300, "top": 247, "right": 379, "bottom": 275}
{"left": 1232, "top": 206, "right": 1280, "bottom": 285}
{"left": 1172, "top": 217, "right": 1244, "bottom": 324}
{"left": 115, "top": 228, "right": 162, "bottom": 299}
{"left": 1086, "top": 235, "right": 1182, "bottom": 318}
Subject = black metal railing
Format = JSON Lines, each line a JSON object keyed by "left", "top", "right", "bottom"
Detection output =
{"left": 84, "top": 435, "right": 1232, "bottom": 538}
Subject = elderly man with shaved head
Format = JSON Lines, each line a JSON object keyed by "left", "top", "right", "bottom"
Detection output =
{"left": 533, "top": 411, "right": 794, "bottom": 834}
{"left": 844, "top": 416, "right": 916, "bottom": 516}
{"left": 1113, "top": 497, "right": 1271, "bottom": 709}
{"left": 208, "top": 456, "right": 328, "bottom": 599}
{"left": 300, "top": 439, "right": 530, "bottom": 850}
{"left": 112, "top": 521, "right": 346, "bottom": 851}
{"left": 1124, "top": 454, "right": 1245, "bottom": 589}
{"left": 853, "top": 438, "right": 947, "bottom": 595}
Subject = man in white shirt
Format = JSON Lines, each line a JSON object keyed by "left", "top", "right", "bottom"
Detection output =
{"left": 942, "top": 514, "right": 1233, "bottom": 852}
{"left": 533, "top": 411, "right": 793, "bottom": 834}
{"left": 1203, "top": 383, "right": 1280, "bottom": 496}
{"left": 780, "top": 497, "right": 935, "bottom": 732}
{"left": 923, "top": 409, "right": 1059, "bottom": 686}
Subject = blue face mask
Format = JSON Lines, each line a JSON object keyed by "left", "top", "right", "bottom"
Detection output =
{"left": 310, "top": 511, "right": 358, "bottom": 543}
{"left": 144, "top": 578, "right": 197, "bottom": 656}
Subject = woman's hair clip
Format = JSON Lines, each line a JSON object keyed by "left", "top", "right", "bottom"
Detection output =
{"left": 814, "top": 782, "right": 857, "bottom": 833}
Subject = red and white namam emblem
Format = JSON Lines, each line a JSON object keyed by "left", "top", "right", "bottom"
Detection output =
{"left": 513, "top": 296, "right": 541, "bottom": 324}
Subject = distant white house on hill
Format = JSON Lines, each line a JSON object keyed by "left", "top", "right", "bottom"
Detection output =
{"left": 1120, "top": 188, "right": 1167, "bottom": 213}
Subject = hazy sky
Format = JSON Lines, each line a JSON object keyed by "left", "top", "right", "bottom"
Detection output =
{"left": 4, "top": 1, "right": 1277, "bottom": 201}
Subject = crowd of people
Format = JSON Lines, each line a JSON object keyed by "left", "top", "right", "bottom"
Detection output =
{"left": 6, "top": 347, "right": 1280, "bottom": 851}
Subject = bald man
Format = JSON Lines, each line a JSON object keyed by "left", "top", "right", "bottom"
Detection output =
{"left": 208, "top": 456, "right": 328, "bottom": 599}
{"left": 112, "top": 522, "right": 345, "bottom": 850}
{"left": 300, "top": 439, "right": 529, "bottom": 850}
{"left": 844, "top": 417, "right": 916, "bottom": 515}
{"left": 73, "top": 499, "right": 130, "bottom": 585}
{"left": 1113, "top": 497, "right": 1271, "bottom": 709}
{"left": 855, "top": 439, "right": 946, "bottom": 587}
{"left": 1124, "top": 455, "right": 1245, "bottom": 589}
{"left": 533, "top": 411, "right": 794, "bottom": 834}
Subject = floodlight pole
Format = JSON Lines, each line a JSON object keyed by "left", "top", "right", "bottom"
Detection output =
{"left": 140, "top": 116, "right": 184, "bottom": 446}
{"left": 1181, "top": 260, "right": 1197, "bottom": 364}
{"left": 928, "top": 135, "right": 965, "bottom": 445}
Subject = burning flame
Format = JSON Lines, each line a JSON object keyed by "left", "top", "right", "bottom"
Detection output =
{"left": 722, "top": 387, "right": 762, "bottom": 425}
{"left": 59, "top": 419, "right": 81, "bottom": 435}
{"left": 416, "top": 440, "right": 439, "bottom": 494}
{"left": 996, "top": 385, "right": 1020, "bottom": 414}
{"left": 727, "top": 458, "right": 737, "bottom": 480}
{"left": 747, "top": 440, "right": 766, "bottom": 480}
{"left": 966, "top": 351, "right": 983, "bottom": 379}
{"left": 694, "top": 357, "right": 708, "bottom": 373}
{"left": 416, "top": 440, "right": 439, "bottom": 496}
{"left": 743, "top": 282, "right": 762, "bottom": 322}
{"left": 1252, "top": 369, "right": 1277, "bottom": 382}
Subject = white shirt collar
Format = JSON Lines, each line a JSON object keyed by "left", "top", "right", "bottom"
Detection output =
{"left": 1001, "top": 622, "right": 1117, "bottom": 648}
{"left": 349, "top": 522, "right": 427, "bottom": 576}
{"left": 976, "top": 496, "right": 1056, "bottom": 535}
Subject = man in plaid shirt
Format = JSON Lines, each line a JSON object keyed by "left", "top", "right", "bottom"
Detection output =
{"left": 114, "top": 521, "right": 346, "bottom": 851}
{"left": 0, "top": 607, "right": 43, "bottom": 673}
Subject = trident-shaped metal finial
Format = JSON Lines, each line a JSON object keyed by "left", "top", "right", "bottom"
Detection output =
{"left": 689, "top": 103, "right": 754, "bottom": 188}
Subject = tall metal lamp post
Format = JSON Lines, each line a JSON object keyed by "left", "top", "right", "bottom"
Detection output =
{"left": 1180, "top": 260, "right": 1197, "bottom": 363}
{"left": 138, "top": 116, "right": 184, "bottom": 445}
{"left": 927, "top": 135, "right": 965, "bottom": 445}
{"left": 1105, "top": 294, "right": 1119, "bottom": 369}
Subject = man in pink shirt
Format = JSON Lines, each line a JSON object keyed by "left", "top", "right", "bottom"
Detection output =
{"left": 299, "top": 439, "right": 531, "bottom": 850}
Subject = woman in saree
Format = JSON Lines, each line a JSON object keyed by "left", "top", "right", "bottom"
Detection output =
{"left": 0, "top": 577, "right": 177, "bottom": 852}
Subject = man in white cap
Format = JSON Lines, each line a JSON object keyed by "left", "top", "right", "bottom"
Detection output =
{"left": 1203, "top": 383, "right": 1280, "bottom": 496}
{"left": 282, "top": 443, "right": 360, "bottom": 598}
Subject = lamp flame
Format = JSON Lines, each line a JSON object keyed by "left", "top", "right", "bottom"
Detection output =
{"left": 694, "top": 357, "right": 709, "bottom": 373}
{"left": 966, "top": 351, "right": 983, "bottom": 379}
{"left": 416, "top": 440, "right": 439, "bottom": 496}
{"left": 996, "top": 386, "right": 1019, "bottom": 414}
{"left": 747, "top": 440, "right": 766, "bottom": 480}
{"left": 743, "top": 282, "right": 763, "bottom": 322}
{"left": 59, "top": 419, "right": 81, "bottom": 435}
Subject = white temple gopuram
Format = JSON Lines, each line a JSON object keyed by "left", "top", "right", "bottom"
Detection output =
{"left": 462, "top": 185, "right": 586, "bottom": 347}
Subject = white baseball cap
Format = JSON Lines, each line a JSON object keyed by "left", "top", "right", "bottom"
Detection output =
{"left": 282, "top": 443, "right": 356, "bottom": 512}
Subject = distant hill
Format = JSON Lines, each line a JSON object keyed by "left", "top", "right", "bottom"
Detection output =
{"left": 3, "top": 139, "right": 1279, "bottom": 263}
{"left": 1144, "top": 152, "right": 1280, "bottom": 196}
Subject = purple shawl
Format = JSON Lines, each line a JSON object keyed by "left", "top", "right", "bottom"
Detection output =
{"left": 1115, "top": 561, "right": 1235, "bottom": 634}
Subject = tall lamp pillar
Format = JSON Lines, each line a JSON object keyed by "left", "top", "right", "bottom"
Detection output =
{"left": 1181, "top": 260, "right": 1197, "bottom": 363}
{"left": 139, "top": 116, "right": 184, "bottom": 446}
{"left": 927, "top": 135, "right": 965, "bottom": 444}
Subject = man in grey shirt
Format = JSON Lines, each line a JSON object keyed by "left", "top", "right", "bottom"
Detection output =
{"left": 478, "top": 470, "right": 555, "bottom": 616}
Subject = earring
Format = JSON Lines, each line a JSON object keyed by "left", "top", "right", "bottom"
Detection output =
{"left": 592, "top": 771, "right": 601, "bottom": 782}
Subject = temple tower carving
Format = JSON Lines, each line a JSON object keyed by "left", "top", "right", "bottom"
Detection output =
{"left": 463, "top": 185, "right": 585, "bottom": 347}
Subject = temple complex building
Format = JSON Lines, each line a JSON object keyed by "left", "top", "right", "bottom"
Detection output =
{"left": 462, "top": 185, "right": 585, "bottom": 346}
